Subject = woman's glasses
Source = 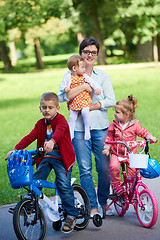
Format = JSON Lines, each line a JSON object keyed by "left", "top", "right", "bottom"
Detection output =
{"left": 82, "top": 50, "right": 98, "bottom": 56}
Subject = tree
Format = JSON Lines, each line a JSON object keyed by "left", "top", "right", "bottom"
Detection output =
{"left": 118, "top": 0, "right": 160, "bottom": 62}
{"left": 0, "top": 0, "right": 69, "bottom": 69}
{"left": 68, "top": 0, "right": 121, "bottom": 65}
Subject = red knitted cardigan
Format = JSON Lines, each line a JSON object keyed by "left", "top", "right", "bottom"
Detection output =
{"left": 14, "top": 113, "right": 75, "bottom": 171}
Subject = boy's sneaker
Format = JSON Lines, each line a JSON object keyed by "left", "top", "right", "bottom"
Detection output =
{"left": 61, "top": 217, "right": 77, "bottom": 234}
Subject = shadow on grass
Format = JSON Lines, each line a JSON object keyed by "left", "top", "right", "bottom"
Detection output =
{"left": 0, "top": 97, "right": 39, "bottom": 109}
{"left": 0, "top": 59, "right": 68, "bottom": 74}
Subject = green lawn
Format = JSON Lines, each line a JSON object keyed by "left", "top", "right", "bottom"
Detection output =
{"left": 0, "top": 64, "right": 160, "bottom": 205}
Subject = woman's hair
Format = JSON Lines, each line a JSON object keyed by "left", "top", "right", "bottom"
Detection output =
{"left": 79, "top": 37, "right": 99, "bottom": 55}
{"left": 40, "top": 92, "right": 59, "bottom": 106}
{"left": 116, "top": 95, "right": 138, "bottom": 121}
{"left": 67, "top": 55, "right": 84, "bottom": 71}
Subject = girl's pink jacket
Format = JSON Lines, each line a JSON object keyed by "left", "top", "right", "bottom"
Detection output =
{"left": 104, "top": 120, "right": 152, "bottom": 157}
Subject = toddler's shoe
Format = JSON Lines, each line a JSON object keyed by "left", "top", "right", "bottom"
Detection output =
{"left": 102, "top": 205, "right": 114, "bottom": 217}
{"left": 61, "top": 217, "right": 77, "bottom": 234}
{"left": 114, "top": 184, "right": 125, "bottom": 197}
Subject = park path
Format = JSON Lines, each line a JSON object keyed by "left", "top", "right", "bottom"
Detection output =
{"left": 0, "top": 177, "right": 160, "bottom": 240}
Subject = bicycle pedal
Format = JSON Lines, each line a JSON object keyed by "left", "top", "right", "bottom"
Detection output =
{"left": 8, "top": 207, "right": 15, "bottom": 214}
{"left": 109, "top": 194, "right": 117, "bottom": 200}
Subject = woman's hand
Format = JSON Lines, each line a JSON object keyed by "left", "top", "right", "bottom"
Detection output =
{"left": 90, "top": 102, "right": 101, "bottom": 111}
{"left": 66, "top": 83, "right": 92, "bottom": 100}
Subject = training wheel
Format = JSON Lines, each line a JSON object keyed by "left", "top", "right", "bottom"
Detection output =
{"left": 92, "top": 214, "right": 102, "bottom": 227}
{"left": 52, "top": 220, "right": 62, "bottom": 231}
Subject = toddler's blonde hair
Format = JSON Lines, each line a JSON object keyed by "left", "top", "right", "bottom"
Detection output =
{"left": 116, "top": 95, "right": 137, "bottom": 121}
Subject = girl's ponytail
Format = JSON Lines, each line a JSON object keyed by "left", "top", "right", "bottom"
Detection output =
{"left": 128, "top": 95, "right": 137, "bottom": 109}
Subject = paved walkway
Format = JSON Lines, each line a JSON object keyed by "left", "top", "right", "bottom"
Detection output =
{"left": 0, "top": 177, "right": 160, "bottom": 240}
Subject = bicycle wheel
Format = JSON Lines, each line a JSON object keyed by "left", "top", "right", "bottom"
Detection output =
{"left": 113, "top": 194, "right": 128, "bottom": 217}
{"left": 13, "top": 198, "right": 47, "bottom": 240}
{"left": 136, "top": 189, "right": 158, "bottom": 228}
{"left": 73, "top": 184, "right": 91, "bottom": 231}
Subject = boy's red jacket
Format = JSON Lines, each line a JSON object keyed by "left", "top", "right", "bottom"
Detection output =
{"left": 14, "top": 113, "right": 75, "bottom": 171}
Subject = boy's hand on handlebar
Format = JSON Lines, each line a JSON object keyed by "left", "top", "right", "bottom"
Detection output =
{"left": 102, "top": 149, "right": 110, "bottom": 156}
{"left": 6, "top": 150, "right": 15, "bottom": 160}
{"left": 43, "top": 140, "right": 55, "bottom": 154}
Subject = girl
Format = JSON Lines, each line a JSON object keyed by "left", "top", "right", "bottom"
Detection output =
{"left": 103, "top": 95, "right": 157, "bottom": 196}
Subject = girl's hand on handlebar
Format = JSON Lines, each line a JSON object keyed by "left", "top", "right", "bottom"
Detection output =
{"left": 6, "top": 150, "right": 15, "bottom": 160}
{"left": 150, "top": 136, "right": 157, "bottom": 143}
{"left": 102, "top": 149, "right": 110, "bottom": 156}
{"left": 43, "top": 140, "right": 55, "bottom": 154}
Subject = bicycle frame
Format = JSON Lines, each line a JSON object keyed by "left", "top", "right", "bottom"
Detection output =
{"left": 120, "top": 161, "right": 148, "bottom": 210}
{"left": 106, "top": 140, "right": 152, "bottom": 210}
{"left": 104, "top": 139, "right": 159, "bottom": 228}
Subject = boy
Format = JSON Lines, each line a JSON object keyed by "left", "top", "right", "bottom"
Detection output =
{"left": 6, "top": 92, "right": 79, "bottom": 234}
{"left": 59, "top": 55, "right": 101, "bottom": 140}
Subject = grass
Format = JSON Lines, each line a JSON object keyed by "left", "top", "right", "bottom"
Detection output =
{"left": 0, "top": 57, "right": 160, "bottom": 205}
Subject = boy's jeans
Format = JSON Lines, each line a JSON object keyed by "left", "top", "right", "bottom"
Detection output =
{"left": 72, "top": 129, "right": 110, "bottom": 210}
{"left": 33, "top": 158, "right": 79, "bottom": 217}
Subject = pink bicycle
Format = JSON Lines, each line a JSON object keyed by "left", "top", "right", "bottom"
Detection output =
{"left": 105, "top": 140, "right": 159, "bottom": 228}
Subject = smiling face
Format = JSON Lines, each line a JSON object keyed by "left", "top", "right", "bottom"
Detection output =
{"left": 81, "top": 45, "right": 98, "bottom": 66}
{"left": 40, "top": 100, "right": 60, "bottom": 121}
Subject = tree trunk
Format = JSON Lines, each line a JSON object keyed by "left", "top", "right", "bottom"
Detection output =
{"left": 0, "top": 41, "right": 12, "bottom": 70}
{"left": 34, "top": 38, "right": 44, "bottom": 69}
{"left": 91, "top": 10, "right": 107, "bottom": 65}
{"left": 135, "top": 41, "right": 153, "bottom": 61}
{"left": 77, "top": 32, "right": 86, "bottom": 49}
{"left": 153, "top": 27, "right": 159, "bottom": 64}
{"left": 9, "top": 41, "right": 17, "bottom": 66}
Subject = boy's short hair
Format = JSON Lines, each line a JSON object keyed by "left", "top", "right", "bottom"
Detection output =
{"left": 40, "top": 92, "right": 59, "bottom": 106}
{"left": 67, "top": 55, "right": 84, "bottom": 71}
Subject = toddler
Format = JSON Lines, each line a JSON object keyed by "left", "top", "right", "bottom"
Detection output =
{"left": 59, "top": 55, "right": 101, "bottom": 140}
{"left": 102, "top": 95, "right": 157, "bottom": 196}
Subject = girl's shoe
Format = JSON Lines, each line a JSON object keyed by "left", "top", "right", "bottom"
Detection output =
{"left": 102, "top": 205, "right": 114, "bottom": 217}
{"left": 114, "top": 184, "right": 125, "bottom": 196}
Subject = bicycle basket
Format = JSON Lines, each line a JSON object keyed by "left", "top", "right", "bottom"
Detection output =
{"left": 7, "top": 165, "right": 33, "bottom": 189}
{"left": 7, "top": 150, "right": 33, "bottom": 189}
{"left": 140, "top": 158, "right": 160, "bottom": 179}
{"left": 129, "top": 153, "right": 149, "bottom": 168}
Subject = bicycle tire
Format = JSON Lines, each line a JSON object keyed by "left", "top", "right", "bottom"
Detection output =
{"left": 73, "top": 184, "right": 91, "bottom": 231}
{"left": 136, "top": 188, "right": 158, "bottom": 228}
{"left": 13, "top": 198, "right": 47, "bottom": 240}
{"left": 113, "top": 194, "right": 128, "bottom": 217}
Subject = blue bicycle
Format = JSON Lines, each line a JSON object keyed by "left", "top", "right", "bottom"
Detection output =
{"left": 7, "top": 148, "right": 101, "bottom": 240}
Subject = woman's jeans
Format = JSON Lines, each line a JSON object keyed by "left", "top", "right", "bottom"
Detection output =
{"left": 33, "top": 157, "right": 79, "bottom": 217}
{"left": 72, "top": 129, "right": 110, "bottom": 210}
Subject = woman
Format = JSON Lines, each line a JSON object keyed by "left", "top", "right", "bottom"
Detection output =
{"left": 58, "top": 37, "right": 116, "bottom": 218}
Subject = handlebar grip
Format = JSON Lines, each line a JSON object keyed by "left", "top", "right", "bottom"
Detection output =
{"left": 149, "top": 139, "right": 157, "bottom": 144}
{"left": 105, "top": 141, "right": 118, "bottom": 144}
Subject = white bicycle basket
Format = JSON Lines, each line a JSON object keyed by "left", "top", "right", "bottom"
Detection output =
{"left": 129, "top": 153, "right": 149, "bottom": 168}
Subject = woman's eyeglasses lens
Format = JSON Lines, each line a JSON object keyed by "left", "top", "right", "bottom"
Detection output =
{"left": 82, "top": 50, "right": 97, "bottom": 56}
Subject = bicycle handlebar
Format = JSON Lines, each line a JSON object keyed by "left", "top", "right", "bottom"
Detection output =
{"left": 28, "top": 147, "right": 45, "bottom": 166}
{"left": 104, "top": 140, "right": 155, "bottom": 154}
